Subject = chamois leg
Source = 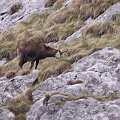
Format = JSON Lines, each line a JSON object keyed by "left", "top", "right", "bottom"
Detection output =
{"left": 30, "top": 61, "right": 34, "bottom": 70}
{"left": 35, "top": 60, "right": 39, "bottom": 69}
{"left": 19, "top": 53, "right": 24, "bottom": 69}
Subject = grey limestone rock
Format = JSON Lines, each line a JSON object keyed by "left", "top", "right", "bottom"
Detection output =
{"left": 26, "top": 47, "right": 120, "bottom": 120}
{"left": 0, "top": 58, "right": 7, "bottom": 66}
{"left": 0, "top": 108, "right": 15, "bottom": 120}
{"left": 65, "top": 2, "right": 120, "bottom": 42}
{"left": 0, "top": 0, "right": 48, "bottom": 30}
{"left": 0, "top": 70, "right": 39, "bottom": 104}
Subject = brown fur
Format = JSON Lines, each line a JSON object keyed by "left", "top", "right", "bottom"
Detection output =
{"left": 17, "top": 41, "right": 59, "bottom": 70}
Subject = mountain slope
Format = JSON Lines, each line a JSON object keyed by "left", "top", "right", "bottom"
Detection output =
{"left": 0, "top": 0, "right": 120, "bottom": 120}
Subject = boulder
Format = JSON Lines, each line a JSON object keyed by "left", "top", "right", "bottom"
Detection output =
{"left": 0, "top": 108, "right": 15, "bottom": 120}
{"left": 0, "top": 70, "right": 39, "bottom": 104}
{"left": 0, "top": 58, "right": 7, "bottom": 66}
{"left": 0, "top": 0, "right": 48, "bottom": 30}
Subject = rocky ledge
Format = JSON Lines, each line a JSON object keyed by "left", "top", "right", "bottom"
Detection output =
{"left": 0, "top": 70, "right": 39, "bottom": 104}
{"left": 26, "top": 47, "right": 120, "bottom": 120}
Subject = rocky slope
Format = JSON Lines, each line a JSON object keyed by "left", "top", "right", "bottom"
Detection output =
{"left": 0, "top": 108, "right": 15, "bottom": 120}
{"left": 26, "top": 47, "right": 120, "bottom": 120}
{"left": 65, "top": 2, "right": 120, "bottom": 42}
{"left": 0, "top": 70, "right": 38, "bottom": 104}
{"left": 0, "top": 0, "right": 120, "bottom": 120}
{"left": 0, "top": 0, "right": 48, "bottom": 30}
{"left": 0, "top": 70, "right": 39, "bottom": 120}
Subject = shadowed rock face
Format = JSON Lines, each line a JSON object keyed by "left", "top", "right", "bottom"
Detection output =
{"left": 26, "top": 47, "right": 120, "bottom": 120}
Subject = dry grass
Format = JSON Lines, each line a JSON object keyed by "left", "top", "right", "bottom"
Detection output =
{"left": 1, "top": 1, "right": 120, "bottom": 119}
{"left": 0, "top": 57, "right": 18, "bottom": 77}
{"left": 112, "top": 14, "right": 120, "bottom": 26}
{"left": 5, "top": 70, "right": 16, "bottom": 79}
{"left": 53, "top": 0, "right": 66, "bottom": 10}
{"left": 68, "top": 91, "right": 119, "bottom": 102}
{"left": 1, "top": 28, "right": 120, "bottom": 78}
{"left": 0, "top": 10, "right": 120, "bottom": 120}
{"left": 82, "top": 21, "right": 117, "bottom": 37}
{"left": 3, "top": 87, "right": 36, "bottom": 120}
{"left": 39, "top": 59, "right": 71, "bottom": 81}
{"left": 49, "top": 0, "right": 119, "bottom": 23}
{"left": 48, "top": 8, "right": 79, "bottom": 24}
{"left": 14, "top": 88, "right": 34, "bottom": 101}
{"left": 67, "top": 80, "right": 83, "bottom": 85}
{"left": 1, "top": 0, "right": 119, "bottom": 61}
{"left": 75, "top": 0, "right": 119, "bottom": 19}
{"left": 45, "top": 0, "right": 57, "bottom": 7}
{"left": 4, "top": 98, "right": 31, "bottom": 120}
{"left": 45, "top": 31, "right": 59, "bottom": 42}
{"left": 0, "top": 28, "right": 15, "bottom": 41}
{"left": 19, "top": 70, "right": 31, "bottom": 76}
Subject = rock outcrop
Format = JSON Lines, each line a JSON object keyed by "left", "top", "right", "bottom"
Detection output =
{"left": 0, "top": 58, "right": 7, "bottom": 66}
{"left": 0, "top": 0, "right": 48, "bottom": 30}
{"left": 0, "top": 70, "right": 39, "bottom": 104}
{"left": 0, "top": 1, "right": 120, "bottom": 119}
{"left": 0, "top": 108, "right": 15, "bottom": 120}
{"left": 26, "top": 47, "right": 120, "bottom": 120}
{"left": 65, "top": 2, "right": 120, "bottom": 42}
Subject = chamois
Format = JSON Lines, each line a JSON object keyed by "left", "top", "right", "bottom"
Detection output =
{"left": 17, "top": 41, "right": 67, "bottom": 70}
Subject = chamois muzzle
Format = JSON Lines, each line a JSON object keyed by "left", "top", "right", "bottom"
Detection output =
{"left": 55, "top": 49, "right": 68, "bottom": 59}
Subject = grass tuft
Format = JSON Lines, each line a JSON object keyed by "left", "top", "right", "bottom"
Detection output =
{"left": 82, "top": 21, "right": 117, "bottom": 37}
{"left": 4, "top": 99, "right": 31, "bottom": 120}
{"left": 5, "top": 70, "right": 16, "bottom": 79}
{"left": 45, "top": 0, "right": 57, "bottom": 7}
